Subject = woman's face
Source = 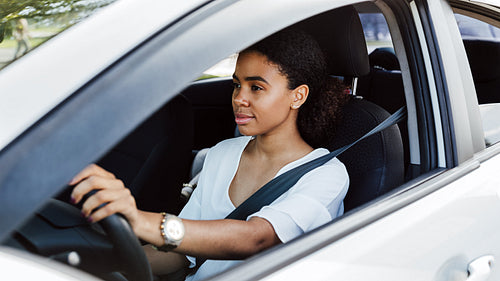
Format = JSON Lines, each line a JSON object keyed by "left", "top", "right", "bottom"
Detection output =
{"left": 232, "top": 51, "right": 297, "bottom": 137}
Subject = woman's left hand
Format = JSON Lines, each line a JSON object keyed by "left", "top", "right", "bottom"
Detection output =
{"left": 69, "top": 164, "right": 140, "bottom": 228}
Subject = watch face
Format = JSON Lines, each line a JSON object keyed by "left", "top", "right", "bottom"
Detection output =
{"left": 166, "top": 219, "right": 185, "bottom": 241}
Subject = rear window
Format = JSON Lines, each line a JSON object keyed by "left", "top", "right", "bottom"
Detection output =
{"left": 455, "top": 13, "right": 500, "bottom": 40}
{"left": 359, "top": 13, "right": 393, "bottom": 53}
{"left": 454, "top": 12, "right": 500, "bottom": 146}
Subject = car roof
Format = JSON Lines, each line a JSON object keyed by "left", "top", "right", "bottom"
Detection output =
{"left": 0, "top": 0, "right": 209, "bottom": 151}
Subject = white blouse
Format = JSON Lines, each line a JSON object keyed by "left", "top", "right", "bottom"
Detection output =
{"left": 179, "top": 136, "right": 349, "bottom": 281}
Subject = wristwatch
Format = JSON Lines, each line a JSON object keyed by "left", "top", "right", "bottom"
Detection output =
{"left": 155, "top": 212, "right": 185, "bottom": 252}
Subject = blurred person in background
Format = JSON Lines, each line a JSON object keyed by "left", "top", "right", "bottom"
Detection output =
{"left": 13, "top": 18, "right": 30, "bottom": 59}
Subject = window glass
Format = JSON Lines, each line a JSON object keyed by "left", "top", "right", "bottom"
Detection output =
{"left": 454, "top": 13, "right": 500, "bottom": 146}
{"left": 199, "top": 54, "right": 237, "bottom": 80}
{"left": 455, "top": 13, "right": 500, "bottom": 40}
{"left": 201, "top": 13, "right": 397, "bottom": 81}
{"left": 479, "top": 104, "right": 500, "bottom": 146}
{"left": 0, "top": 0, "right": 118, "bottom": 70}
{"left": 359, "top": 13, "right": 393, "bottom": 53}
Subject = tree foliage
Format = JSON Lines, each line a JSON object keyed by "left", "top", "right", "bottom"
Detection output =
{"left": 0, "top": 0, "right": 114, "bottom": 23}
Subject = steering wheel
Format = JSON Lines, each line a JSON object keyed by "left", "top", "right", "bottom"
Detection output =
{"left": 11, "top": 199, "right": 153, "bottom": 281}
{"left": 99, "top": 212, "right": 153, "bottom": 281}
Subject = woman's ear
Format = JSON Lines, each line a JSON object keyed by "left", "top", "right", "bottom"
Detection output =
{"left": 291, "top": 85, "right": 309, "bottom": 110}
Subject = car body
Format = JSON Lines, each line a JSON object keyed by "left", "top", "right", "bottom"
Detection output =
{"left": 1, "top": 0, "right": 500, "bottom": 280}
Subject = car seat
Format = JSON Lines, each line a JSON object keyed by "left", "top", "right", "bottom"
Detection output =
{"left": 98, "top": 95, "right": 193, "bottom": 214}
{"left": 295, "top": 5, "right": 405, "bottom": 211}
{"left": 358, "top": 48, "right": 405, "bottom": 113}
{"left": 368, "top": 47, "right": 400, "bottom": 71}
{"left": 357, "top": 48, "right": 409, "bottom": 176}
{"left": 184, "top": 5, "right": 405, "bottom": 212}
{"left": 463, "top": 39, "right": 500, "bottom": 104}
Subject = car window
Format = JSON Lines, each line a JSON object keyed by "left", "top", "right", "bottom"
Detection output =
{"left": 200, "top": 13, "right": 397, "bottom": 81}
{"left": 0, "top": 0, "right": 118, "bottom": 71}
{"left": 359, "top": 13, "right": 393, "bottom": 53}
{"left": 454, "top": 12, "right": 500, "bottom": 146}
{"left": 455, "top": 13, "right": 500, "bottom": 40}
{"left": 199, "top": 54, "right": 237, "bottom": 80}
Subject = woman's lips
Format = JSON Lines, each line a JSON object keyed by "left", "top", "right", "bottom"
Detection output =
{"left": 235, "top": 113, "right": 254, "bottom": 125}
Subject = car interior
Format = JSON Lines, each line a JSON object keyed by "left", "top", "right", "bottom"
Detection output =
{"left": 463, "top": 39, "right": 500, "bottom": 104}
{"left": 5, "top": 1, "right": 500, "bottom": 281}
{"left": 93, "top": 4, "right": 407, "bottom": 216}
{"left": 94, "top": 3, "right": 500, "bottom": 218}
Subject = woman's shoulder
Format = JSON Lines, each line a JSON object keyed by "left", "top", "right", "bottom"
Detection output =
{"left": 303, "top": 148, "right": 349, "bottom": 184}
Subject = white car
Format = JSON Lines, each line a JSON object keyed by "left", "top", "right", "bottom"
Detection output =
{"left": 1, "top": 0, "right": 500, "bottom": 280}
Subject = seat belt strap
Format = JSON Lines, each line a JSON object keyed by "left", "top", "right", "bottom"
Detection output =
{"left": 226, "top": 105, "right": 407, "bottom": 220}
{"left": 194, "top": 105, "right": 406, "bottom": 269}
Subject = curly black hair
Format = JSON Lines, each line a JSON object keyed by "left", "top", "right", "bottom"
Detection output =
{"left": 242, "top": 28, "right": 349, "bottom": 148}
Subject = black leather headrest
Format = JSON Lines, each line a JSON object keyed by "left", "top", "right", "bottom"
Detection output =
{"left": 294, "top": 5, "right": 370, "bottom": 77}
{"left": 463, "top": 39, "right": 500, "bottom": 82}
{"left": 369, "top": 47, "right": 400, "bottom": 70}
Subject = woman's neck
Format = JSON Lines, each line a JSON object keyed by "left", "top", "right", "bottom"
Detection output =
{"left": 248, "top": 127, "right": 313, "bottom": 164}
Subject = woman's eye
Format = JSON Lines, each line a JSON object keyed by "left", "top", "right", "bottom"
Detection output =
{"left": 233, "top": 82, "right": 241, "bottom": 89}
{"left": 251, "top": 85, "right": 263, "bottom": 91}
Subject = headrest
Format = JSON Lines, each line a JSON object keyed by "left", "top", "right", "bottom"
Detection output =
{"left": 294, "top": 5, "right": 370, "bottom": 77}
{"left": 463, "top": 39, "right": 500, "bottom": 82}
{"left": 369, "top": 47, "right": 400, "bottom": 70}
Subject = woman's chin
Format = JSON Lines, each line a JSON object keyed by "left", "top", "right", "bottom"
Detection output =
{"left": 237, "top": 126, "right": 256, "bottom": 137}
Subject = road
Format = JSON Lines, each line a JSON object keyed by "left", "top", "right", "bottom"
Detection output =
{"left": 0, "top": 48, "right": 15, "bottom": 69}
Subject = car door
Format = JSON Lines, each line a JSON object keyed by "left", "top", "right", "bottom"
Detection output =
{"left": 208, "top": 0, "right": 500, "bottom": 280}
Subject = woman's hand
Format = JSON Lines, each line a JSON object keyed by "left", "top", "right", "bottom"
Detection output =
{"left": 69, "top": 164, "right": 140, "bottom": 228}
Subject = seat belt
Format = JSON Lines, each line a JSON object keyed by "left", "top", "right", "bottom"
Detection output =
{"left": 226, "top": 105, "right": 407, "bottom": 220}
{"left": 194, "top": 106, "right": 406, "bottom": 269}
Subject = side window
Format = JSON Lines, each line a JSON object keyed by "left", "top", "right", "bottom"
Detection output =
{"left": 199, "top": 54, "right": 237, "bottom": 80}
{"left": 201, "top": 13, "right": 398, "bottom": 81}
{"left": 359, "top": 13, "right": 393, "bottom": 53}
{"left": 454, "top": 12, "right": 500, "bottom": 146}
{"left": 455, "top": 14, "right": 500, "bottom": 40}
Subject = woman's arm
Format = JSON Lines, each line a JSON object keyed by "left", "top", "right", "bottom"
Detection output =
{"left": 178, "top": 217, "right": 280, "bottom": 259}
{"left": 70, "top": 164, "right": 281, "bottom": 260}
{"left": 137, "top": 212, "right": 280, "bottom": 259}
{"left": 143, "top": 245, "right": 189, "bottom": 275}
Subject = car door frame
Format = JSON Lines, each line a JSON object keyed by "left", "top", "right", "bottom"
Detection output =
{"left": 212, "top": 0, "right": 500, "bottom": 280}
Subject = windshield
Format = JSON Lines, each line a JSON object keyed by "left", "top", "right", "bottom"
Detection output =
{"left": 0, "top": 0, "right": 118, "bottom": 70}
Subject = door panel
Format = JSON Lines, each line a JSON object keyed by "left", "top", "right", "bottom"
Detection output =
{"left": 263, "top": 152, "right": 500, "bottom": 280}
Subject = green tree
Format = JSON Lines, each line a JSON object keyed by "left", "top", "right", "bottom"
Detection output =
{"left": 0, "top": 0, "right": 114, "bottom": 43}
{"left": 0, "top": 0, "right": 114, "bottom": 23}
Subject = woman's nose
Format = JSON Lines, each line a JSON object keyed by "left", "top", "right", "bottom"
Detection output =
{"left": 233, "top": 90, "right": 250, "bottom": 107}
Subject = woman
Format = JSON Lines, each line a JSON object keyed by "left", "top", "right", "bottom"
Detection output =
{"left": 70, "top": 28, "right": 349, "bottom": 280}
{"left": 13, "top": 18, "right": 30, "bottom": 59}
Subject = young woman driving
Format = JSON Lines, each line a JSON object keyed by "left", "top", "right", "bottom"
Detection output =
{"left": 70, "top": 28, "right": 349, "bottom": 281}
